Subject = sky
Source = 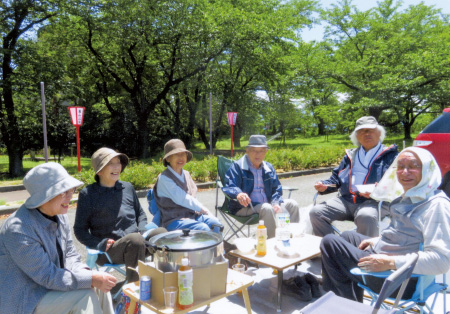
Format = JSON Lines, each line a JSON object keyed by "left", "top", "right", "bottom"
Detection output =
{"left": 301, "top": 0, "right": 450, "bottom": 42}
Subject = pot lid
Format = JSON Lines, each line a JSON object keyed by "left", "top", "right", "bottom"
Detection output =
{"left": 148, "top": 229, "right": 223, "bottom": 252}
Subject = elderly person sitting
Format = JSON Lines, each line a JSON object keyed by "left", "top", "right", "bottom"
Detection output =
{"left": 154, "top": 139, "right": 223, "bottom": 233}
{"left": 310, "top": 116, "right": 398, "bottom": 237}
{"left": 0, "top": 163, "right": 116, "bottom": 314}
{"left": 320, "top": 147, "right": 450, "bottom": 302}
{"left": 74, "top": 148, "right": 166, "bottom": 284}
{"left": 222, "top": 135, "right": 300, "bottom": 238}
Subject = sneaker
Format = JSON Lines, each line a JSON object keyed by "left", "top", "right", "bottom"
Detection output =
{"left": 304, "top": 273, "right": 322, "bottom": 298}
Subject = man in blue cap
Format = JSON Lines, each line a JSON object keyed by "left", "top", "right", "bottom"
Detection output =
{"left": 223, "top": 135, "right": 300, "bottom": 238}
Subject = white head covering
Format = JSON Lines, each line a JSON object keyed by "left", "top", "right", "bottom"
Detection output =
{"left": 371, "top": 147, "right": 441, "bottom": 203}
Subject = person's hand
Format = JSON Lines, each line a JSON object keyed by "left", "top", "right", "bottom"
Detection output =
{"left": 358, "top": 254, "right": 396, "bottom": 272}
{"left": 272, "top": 204, "right": 282, "bottom": 213}
{"left": 314, "top": 181, "right": 328, "bottom": 192}
{"left": 358, "top": 238, "right": 378, "bottom": 250}
{"left": 91, "top": 271, "right": 117, "bottom": 293}
{"left": 359, "top": 192, "right": 371, "bottom": 198}
{"left": 236, "top": 193, "right": 251, "bottom": 207}
{"left": 200, "top": 207, "right": 211, "bottom": 215}
{"left": 105, "top": 239, "right": 115, "bottom": 251}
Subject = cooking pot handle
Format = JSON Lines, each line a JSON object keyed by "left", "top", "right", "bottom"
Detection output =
{"left": 145, "top": 241, "right": 158, "bottom": 254}
{"left": 182, "top": 229, "right": 191, "bottom": 237}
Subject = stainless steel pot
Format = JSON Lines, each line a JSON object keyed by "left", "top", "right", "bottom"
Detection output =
{"left": 147, "top": 229, "right": 224, "bottom": 272}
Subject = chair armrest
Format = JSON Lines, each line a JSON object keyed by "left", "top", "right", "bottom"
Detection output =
{"left": 350, "top": 267, "right": 393, "bottom": 278}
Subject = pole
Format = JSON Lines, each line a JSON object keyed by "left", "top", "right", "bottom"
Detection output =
{"left": 76, "top": 126, "right": 81, "bottom": 172}
{"left": 209, "top": 92, "right": 213, "bottom": 155}
{"left": 231, "top": 125, "right": 234, "bottom": 157}
{"left": 40, "top": 82, "right": 48, "bottom": 162}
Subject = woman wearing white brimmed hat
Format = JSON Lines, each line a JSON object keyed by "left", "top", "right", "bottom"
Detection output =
{"left": 0, "top": 163, "right": 116, "bottom": 314}
{"left": 74, "top": 148, "right": 166, "bottom": 284}
{"left": 153, "top": 139, "right": 223, "bottom": 233}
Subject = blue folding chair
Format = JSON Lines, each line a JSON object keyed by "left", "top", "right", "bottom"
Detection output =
{"left": 300, "top": 253, "right": 419, "bottom": 314}
{"left": 86, "top": 248, "right": 127, "bottom": 301}
{"left": 351, "top": 252, "right": 447, "bottom": 313}
{"left": 146, "top": 188, "right": 161, "bottom": 227}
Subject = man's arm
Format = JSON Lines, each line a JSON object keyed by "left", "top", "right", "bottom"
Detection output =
{"left": 222, "top": 163, "right": 244, "bottom": 199}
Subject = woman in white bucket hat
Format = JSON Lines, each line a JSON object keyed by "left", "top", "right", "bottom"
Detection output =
{"left": 0, "top": 162, "right": 116, "bottom": 314}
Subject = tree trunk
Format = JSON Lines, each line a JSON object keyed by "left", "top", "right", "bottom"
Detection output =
{"left": 7, "top": 142, "right": 24, "bottom": 177}
{"left": 233, "top": 122, "right": 241, "bottom": 148}
{"left": 197, "top": 127, "right": 210, "bottom": 150}
{"left": 136, "top": 114, "right": 150, "bottom": 158}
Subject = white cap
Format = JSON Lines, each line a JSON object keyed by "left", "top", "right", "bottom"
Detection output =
{"left": 181, "top": 258, "right": 189, "bottom": 266}
{"left": 259, "top": 220, "right": 264, "bottom": 225}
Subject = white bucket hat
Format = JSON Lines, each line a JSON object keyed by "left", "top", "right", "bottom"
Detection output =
{"left": 23, "top": 162, "right": 83, "bottom": 209}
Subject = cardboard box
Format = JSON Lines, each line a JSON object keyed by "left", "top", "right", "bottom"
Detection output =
{"left": 138, "top": 260, "right": 228, "bottom": 305}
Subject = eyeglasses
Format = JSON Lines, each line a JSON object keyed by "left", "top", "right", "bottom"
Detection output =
{"left": 396, "top": 164, "right": 422, "bottom": 172}
{"left": 60, "top": 188, "right": 77, "bottom": 198}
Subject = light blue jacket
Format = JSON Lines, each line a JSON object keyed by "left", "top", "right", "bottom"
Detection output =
{"left": 0, "top": 205, "right": 92, "bottom": 314}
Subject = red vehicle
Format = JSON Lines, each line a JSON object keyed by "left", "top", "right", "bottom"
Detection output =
{"left": 413, "top": 108, "right": 450, "bottom": 177}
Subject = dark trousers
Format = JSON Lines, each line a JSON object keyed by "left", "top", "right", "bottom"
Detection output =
{"left": 321, "top": 231, "right": 417, "bottom": 302}
{"left": 97, "top": 233, "right": 146, "bottom": 283}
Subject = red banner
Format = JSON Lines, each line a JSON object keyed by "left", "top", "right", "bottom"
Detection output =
{"left": 69, "top": 106, "right": 85, "bottom": 126}
{"left": 227, "top": 112, "right": 238, "bottom": 126}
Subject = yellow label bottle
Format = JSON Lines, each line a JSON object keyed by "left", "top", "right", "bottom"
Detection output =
{"left": 177, "top": 258, "right": 194, "bottom": 309}
{"left": 256, "top": 220, "right": 267, "bottom": 256}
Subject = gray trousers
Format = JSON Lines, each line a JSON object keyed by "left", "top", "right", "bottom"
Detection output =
{"left": 309, "top": 196, "right": 389, "bottom": 237}
{"left": 235, "top": 199, "right": 299, "bottom": 238}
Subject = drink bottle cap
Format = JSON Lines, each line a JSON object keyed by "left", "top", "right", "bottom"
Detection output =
{"left": 181, "top": 258, "right": 189, "bottom": 266}
{"left": 259, "top": 220, "right": 264, "bottom": 226}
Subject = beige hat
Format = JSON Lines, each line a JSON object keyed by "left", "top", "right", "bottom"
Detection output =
{"left": 163, "top": 139, "right": 193, "bottom": 167}
{"left": 24, "top": 162, "right": 83, "bottom": 209}
{"left": 91, "top": 148, "right": 129, "bottom": 179}
{"left": 354, "top": 116, "right": 378, "bottom": 132}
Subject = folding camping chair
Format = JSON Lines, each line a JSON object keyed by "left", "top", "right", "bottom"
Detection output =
{"left": 215, "top": 155, "right": 259, "bottom": 241}
{"left": 351, "top": 251, "right": 447, "bottom": 314}
{"left": 300, "top": 253, "right": 419, "bottom": 314}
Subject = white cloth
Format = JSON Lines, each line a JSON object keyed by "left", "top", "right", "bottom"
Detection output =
{"left": 371, "top": 147, "right": 442, "bottom": 203}
{"left": 157, "top": 166, "right": 203, "bottom": 212}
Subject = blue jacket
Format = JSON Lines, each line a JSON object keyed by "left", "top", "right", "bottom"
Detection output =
{"left": 222, "top": 155, "right": 283, "bottom": 214}
{"left": 321, "top": 144, "right": 398, "bottom": 204}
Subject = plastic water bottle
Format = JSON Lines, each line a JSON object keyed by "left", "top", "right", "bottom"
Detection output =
{"left": 177, "top": 258, "right": 193, "bottom": 309}
{"left": 256, "top": 220, "right": 267, "bottom": 256}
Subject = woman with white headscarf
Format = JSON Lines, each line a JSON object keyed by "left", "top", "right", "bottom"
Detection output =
{"left": 320, "top": 147, "right": 450, "bottom": 302}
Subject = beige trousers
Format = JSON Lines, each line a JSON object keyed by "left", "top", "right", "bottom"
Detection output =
{"left": 35, "top": 288, "right": 114, "bottom": 314}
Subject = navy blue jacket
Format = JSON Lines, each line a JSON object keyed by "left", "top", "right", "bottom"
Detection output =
{"left": 321, "top": 144, "right": 398, "bottom": 204}
{"left": 222, "top": 155, "right": 283, "bottom": 214}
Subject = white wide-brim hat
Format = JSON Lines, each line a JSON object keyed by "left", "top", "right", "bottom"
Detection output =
{"left": 23, "top": 162, "right": 83, "bottom": 209}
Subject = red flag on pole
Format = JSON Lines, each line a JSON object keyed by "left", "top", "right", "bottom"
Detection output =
{"left": 68, "top": 107, "right": 85, "bottom": 172}
{"left": 227, "top": 112, "right": 238, "bottom": 156}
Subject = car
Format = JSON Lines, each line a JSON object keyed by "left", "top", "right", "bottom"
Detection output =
{"left": 413, "top": 108, "right": 450, "bottom": 177}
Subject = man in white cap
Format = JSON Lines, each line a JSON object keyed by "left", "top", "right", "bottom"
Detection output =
{"left": 310, "top": 116, "right": 398, "bottom": 237}
{"left": 223, "top": 135, "right": 300, "bottom": 238}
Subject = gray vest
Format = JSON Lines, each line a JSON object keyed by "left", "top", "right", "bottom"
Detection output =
{"left": 154, "top": 168, "right": 198, "bottom": 227}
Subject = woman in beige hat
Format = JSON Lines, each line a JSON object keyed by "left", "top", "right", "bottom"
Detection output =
{"left": 74, "top": 147, "right": 166, "bottom": 284}
{"left": 0, "top": 163, "right": 116, "bottom": 314}
{"left": 153, "top": 139, "right": 223, "bottom": 233}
